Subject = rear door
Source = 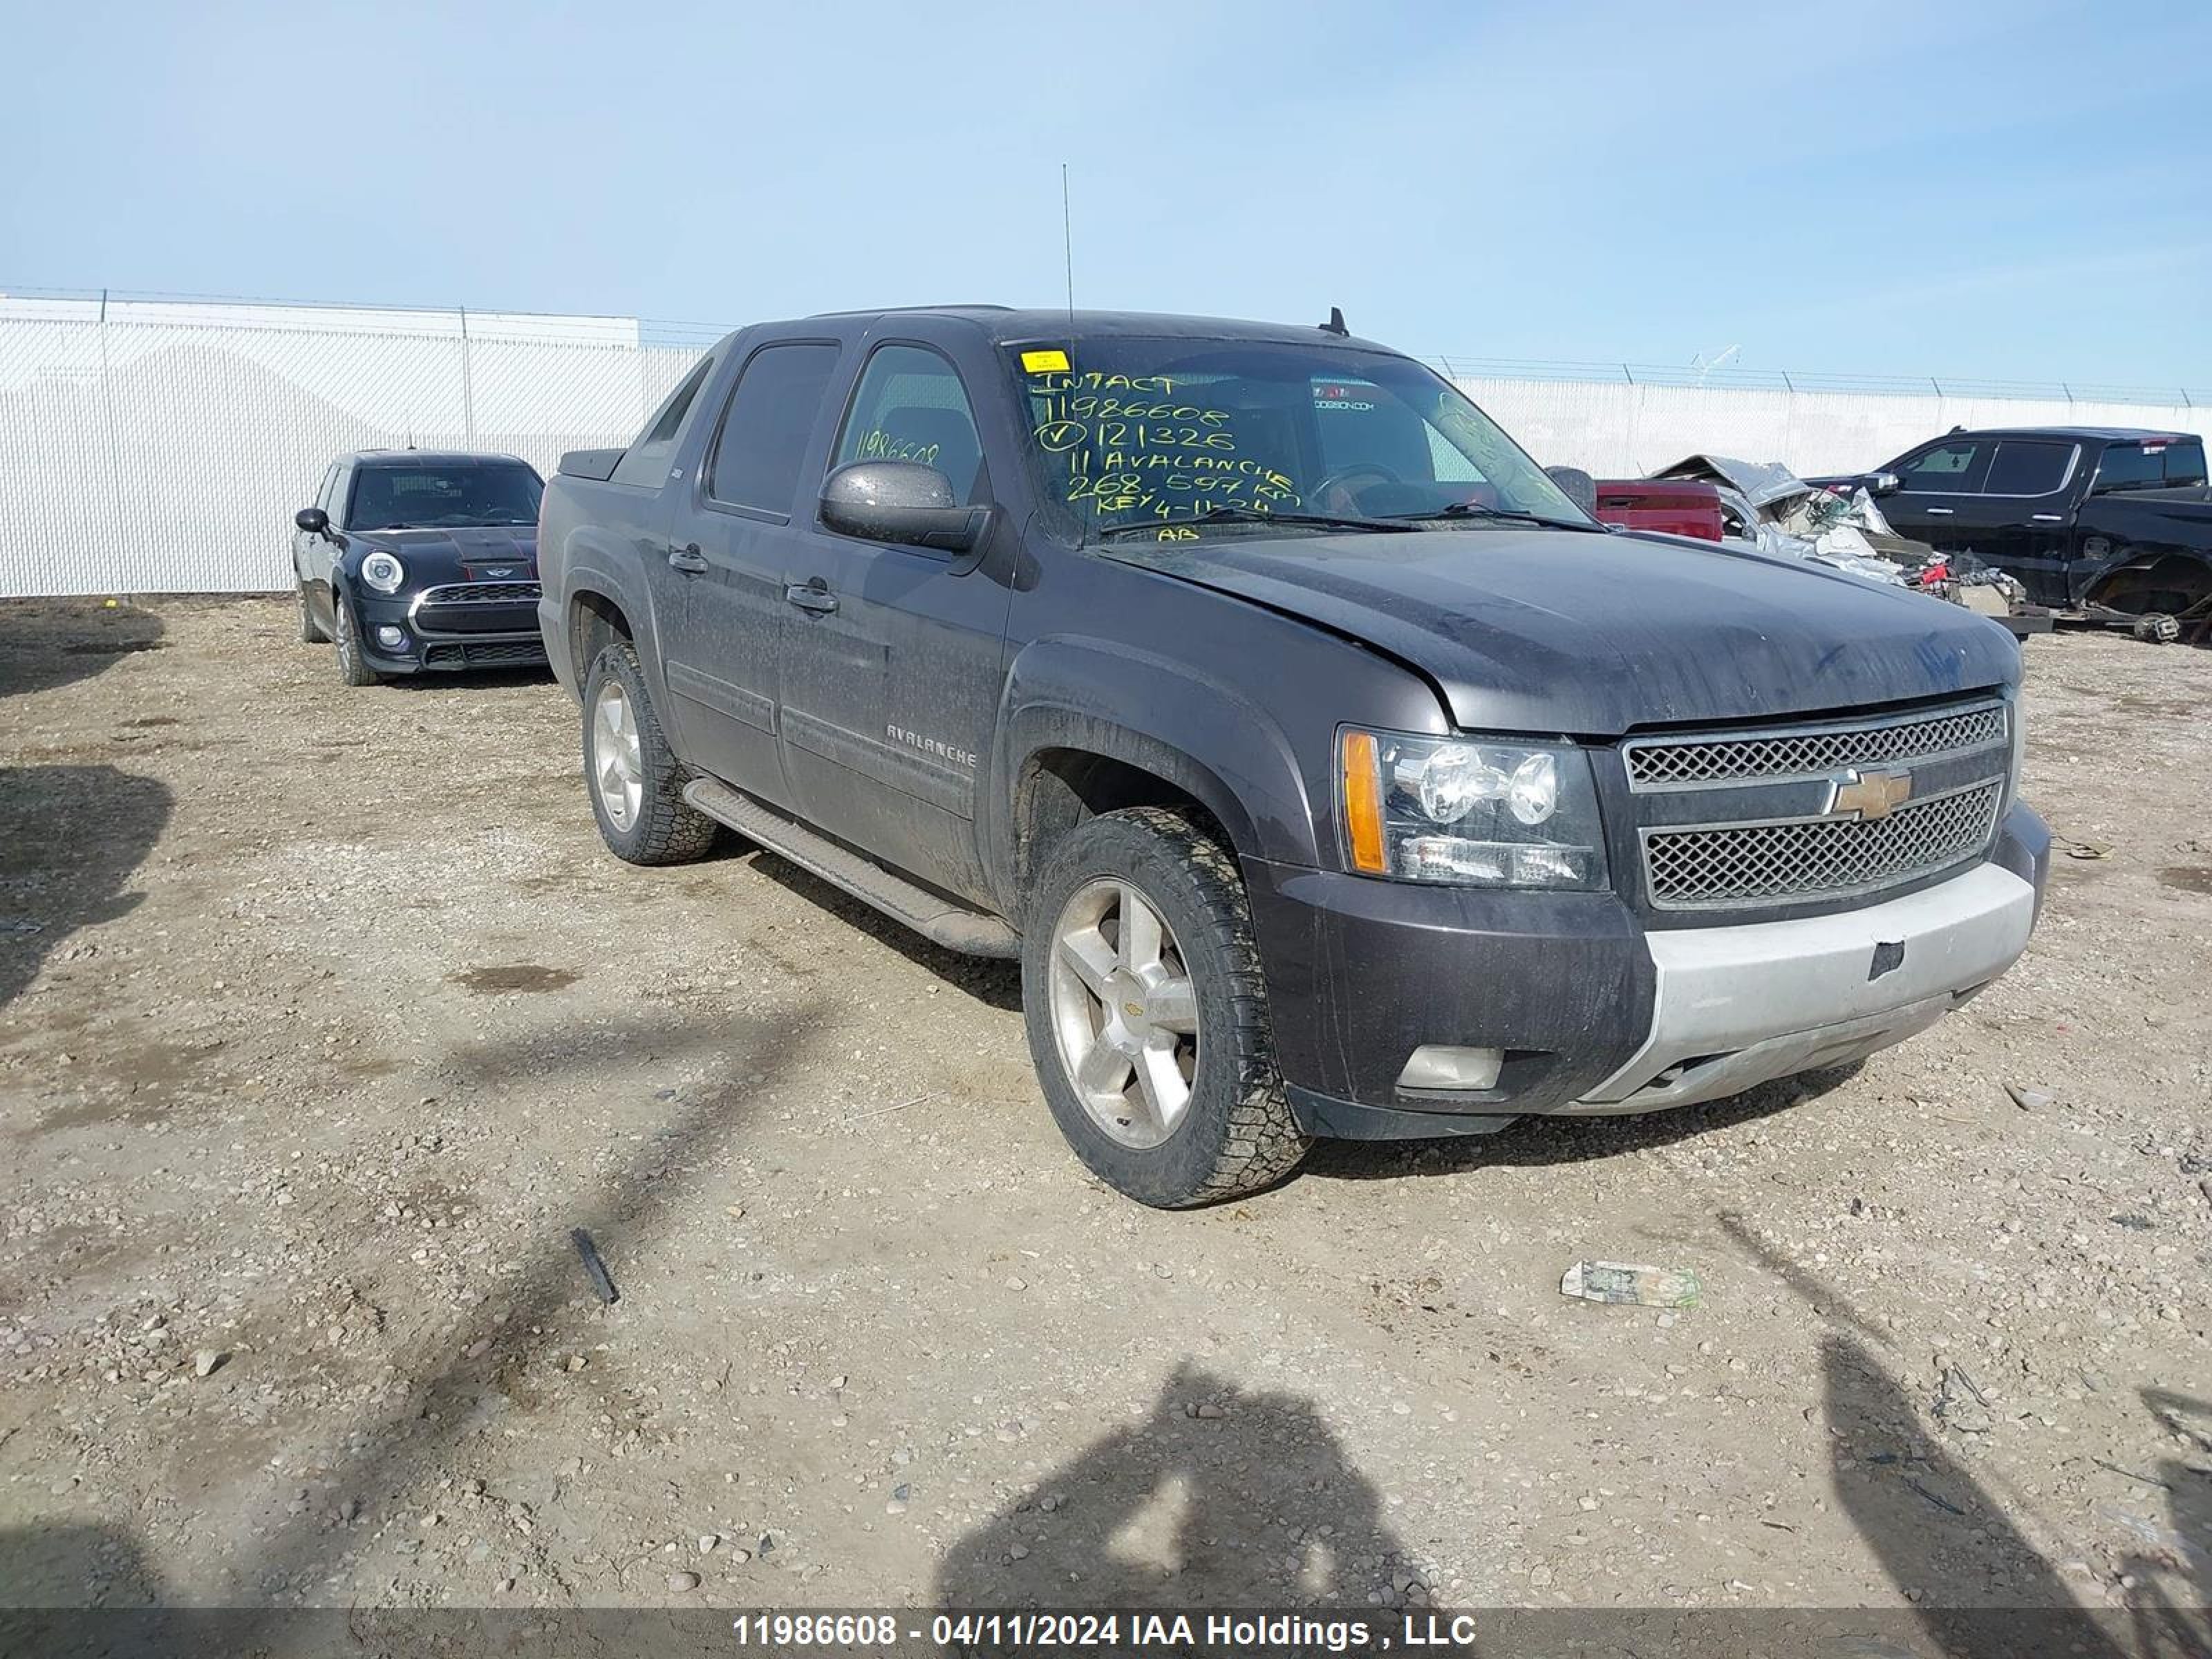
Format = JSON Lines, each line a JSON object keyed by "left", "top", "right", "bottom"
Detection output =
{"left": 661, "top": 339, "right": 845, "bottom": 807}
{"left": 1963, "top": 437, "right": 2080, "bottom": 602}
{"left": 776, "top": 339, "right": 1013, "bottom": 905}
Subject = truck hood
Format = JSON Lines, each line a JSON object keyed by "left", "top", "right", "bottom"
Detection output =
{"left": 1106, "top": 527, "right": 2018, "bottom": 736}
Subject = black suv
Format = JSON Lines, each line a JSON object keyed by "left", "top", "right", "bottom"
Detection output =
{"left": 292, "top": 451, "right": 548, "bottom": 685}
{"left": 536, "top": 308, "right": 2048, "bottom": 1208}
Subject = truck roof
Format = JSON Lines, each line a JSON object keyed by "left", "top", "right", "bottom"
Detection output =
{"left": 796, "top": 306, "right": 1398, "bottom": 353}
{"left": 342, "top": 448, "right": 533, "bottom": 469}
{"left": 1946, "top": 425, "right": 2199, "bottom": 444}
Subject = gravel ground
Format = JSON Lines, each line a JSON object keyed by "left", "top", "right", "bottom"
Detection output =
{"left": 1, "top": 596, "right": 2207, "bottom": 1620}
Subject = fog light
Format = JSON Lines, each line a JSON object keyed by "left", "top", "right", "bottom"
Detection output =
{"left": 1397, "top": 1044, "right": 1504, "bottom": 1091}
{"left": 375, "top": 625, "right": 406, "bottom": 650}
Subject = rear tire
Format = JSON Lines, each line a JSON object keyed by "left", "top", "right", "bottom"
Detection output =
{"left": 582, "top": 641, "right": 717, "bottom": 865}
{"left": 1022, "top": 806, "right": 1309, "bottom": 1208}
{"left": 332, "top": 591, "right": 381, "bottom": 686}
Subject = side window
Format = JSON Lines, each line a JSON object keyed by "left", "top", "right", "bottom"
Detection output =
{"left": 1983, "top": 440, "right": 2076, "bottom": 496}
{"left": 705, "top": 342, "right": 843, "bottom": 514}
{"left": 1896, "top": 441, "right": 1988, "bottom": 494}
{"left": 328, "top": 465, "right": 353, "bottom": 528}
{"left": 314, "top": 464, "right": 339, "bottom": 514}
{"left": 831, "top": 345, "right": 988, "bottom": 506}
{"left": 612, "top": 355, "right": 715, "bottom": 489}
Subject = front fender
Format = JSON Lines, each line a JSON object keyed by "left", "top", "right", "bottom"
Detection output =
{"left": 991, "top": 635, "right": 1322, "bottom": 910}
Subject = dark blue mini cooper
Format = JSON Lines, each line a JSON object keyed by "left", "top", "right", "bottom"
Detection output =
{"left": 291, "top": 450, "right": 547, "bottom": 686}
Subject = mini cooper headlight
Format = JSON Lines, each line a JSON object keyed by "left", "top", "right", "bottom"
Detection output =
{"left": 359, "top": 551, "right": 405, "bottom": 594}
{"left": 1338, "top": 727, "right": 1607, "bottom": 889}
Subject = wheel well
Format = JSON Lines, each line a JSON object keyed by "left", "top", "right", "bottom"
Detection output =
{"left": 568, "top": 591, "right": 632, "bottom": 679}
{"left": 1013, "top": 749, "right": 1230, "bottom": 889}
{"left": 2086, "top": 553, "right": 2212, "bottom": 616}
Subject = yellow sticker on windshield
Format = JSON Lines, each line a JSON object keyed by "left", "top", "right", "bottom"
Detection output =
{"left": 1020, "top": 348, "right": 1070, "bottom": 374}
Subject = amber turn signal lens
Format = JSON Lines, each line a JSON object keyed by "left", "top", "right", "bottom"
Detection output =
{"left": 1340, "top": 730, "right": 1387, "bottom": 873}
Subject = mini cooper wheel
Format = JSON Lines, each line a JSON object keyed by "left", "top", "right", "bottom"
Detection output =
{"left": 331, "top": 591, "right": 381, "bottom": 686}
{"left": 1022, "top": 806, "right": 1309, "bottom": 1207}
{"left": 582, "top": 641, "right": 716, "bottom": 865}
{"left": 295, "top": 581, "right": 328, "bottom": 644}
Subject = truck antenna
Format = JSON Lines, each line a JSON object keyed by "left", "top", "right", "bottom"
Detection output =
{"left": 1061, "top": 162, "right": 1075, "bottom": 323}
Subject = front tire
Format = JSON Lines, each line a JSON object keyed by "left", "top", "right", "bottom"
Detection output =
{"left": 1022, "top": 806, "right": 1309, "bottom": 1208}
{"left": 582, "top": 641, "right": 717, "bottom": 865}
{"left": 296, "top": 581, "right": 328, "bottom": 644}
{"left": 331, "top": 591, "right": 380, "bottom": 686}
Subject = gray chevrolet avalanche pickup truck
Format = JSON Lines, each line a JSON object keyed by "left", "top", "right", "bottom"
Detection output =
{"left": 536, "top": 308, "right": 2050, "bottom": 1208}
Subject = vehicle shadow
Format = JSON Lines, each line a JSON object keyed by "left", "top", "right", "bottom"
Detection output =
{"left": 715, "top": 841, "right": 1024, "bottom": 1012}
{"left": 932, "top": 1360, "right": 1443, "bottom": 1614}
{"left": 204, "top": 1004, "right": 811, "bottom": 1620}
{"left": 1732, "top": 1215, "right": 2154, "bottom": 1653}
{"left": 2112, "top": 1389, "right": 2212, "bottom": 1656}
{"left": 1304, "top": 1066, "right": 1853, "bottom": 1183}
{"left": 0, "top": 1521, "right": 183, "bottom": 1658}
{"left": 0, "top": 600, "right": 167, "bottom": 702}
{"left": 0, "top": 766, "right": 173, "bottom": 1013}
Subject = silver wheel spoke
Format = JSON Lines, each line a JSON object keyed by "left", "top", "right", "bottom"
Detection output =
{"left": 1074, "top": 1039, "right": 1133, "bottom": 1100}
{"left": 592, "top": 683, "right": 643, "bottom": 830}
{"left": 1058, "top": 926, "right": 1118, "bottom": 999}
{"left": 1117, "top": 883, "right": 1164, "bottom": 973}
{"left": 1135, "top": 1038, "right": 1189, "bottom": 1130}
{"left": 1148, "top": 976, "right": 1199, "bottom": 1035}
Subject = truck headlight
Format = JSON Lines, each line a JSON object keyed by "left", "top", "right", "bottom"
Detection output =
{"left": 1338, "top": 727, "right": 1608, "bottom": 888}
{"left": 359, "top": 551, "right": 405, "bottom": 594}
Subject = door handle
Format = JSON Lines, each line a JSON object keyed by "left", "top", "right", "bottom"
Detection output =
{"left": 668, "top": 543, "right": 709, "bottom": 574}
{"left": 2032, "top": 513, "right": 2064, "bottom": 523}
{"left": 784, "top": 580, "right": 838, "bottom": 615}
{"left": 1924, "top": 506, "right": 1955, "bottom": 515}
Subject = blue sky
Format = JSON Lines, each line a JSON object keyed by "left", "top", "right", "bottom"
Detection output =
{"left": 5, "top": 0, "right": 2209, "bottom": 387}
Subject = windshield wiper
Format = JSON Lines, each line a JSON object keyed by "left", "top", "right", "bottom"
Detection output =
{"left": 1098, "top": 506, "right": 1413, "bottom": 540}
{"left": 1386, "top": 503, "right": 1606, "bottom": 532}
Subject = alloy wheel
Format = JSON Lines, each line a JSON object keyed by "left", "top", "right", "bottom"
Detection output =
{"left": 591, "top": 678, "right": 645, "bottom": 832}
{"left": 1046, "top": 877, "right": 1201, "bottom": 1148}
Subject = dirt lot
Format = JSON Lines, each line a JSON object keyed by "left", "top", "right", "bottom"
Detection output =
{"left": 1, "top": 596, "right": 2207, "bottom": 1621}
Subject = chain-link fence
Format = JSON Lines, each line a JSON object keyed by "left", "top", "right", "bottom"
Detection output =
{"left": 3, "top": 288, "right": 2206, "bottom": 597}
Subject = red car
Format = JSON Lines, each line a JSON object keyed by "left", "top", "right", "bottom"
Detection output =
{"left": 1590, "top": 478, "right": 1725, "bottom": 541}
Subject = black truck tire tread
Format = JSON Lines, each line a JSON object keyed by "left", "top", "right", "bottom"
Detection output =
{"left": 585, "top": 641, "right": 718, "bottom": 866}
{"left": 1026, "top": 805, "right": 1309, "bottom": 1207}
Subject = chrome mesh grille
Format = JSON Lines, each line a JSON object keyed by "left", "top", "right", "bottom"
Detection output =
{"left": 1644, "top": 783, "right": 2002, "bottom": 909}
{"left": 416, "top": 581, "right": 541, "bottom": 607}
{"left": 1626, "top": 703, "right": 2006, "bottom": 788}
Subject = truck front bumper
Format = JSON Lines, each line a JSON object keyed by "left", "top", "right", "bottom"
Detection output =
{"left": 1244, "top": 803, "right": 2050, "bottom": 1141}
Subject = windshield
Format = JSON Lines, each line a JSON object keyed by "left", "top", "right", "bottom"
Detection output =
{"left": 348, "top": 464, "right": 543, "bottom": 530}
{"left": 1006, "top": 338, "right": 1591, "bottom": 541}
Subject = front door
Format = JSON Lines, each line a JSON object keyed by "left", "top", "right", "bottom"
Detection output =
{"left": 776, "top": 342, "right": 1013, "bottom": 906}
{"left": 1879, "top": 436, "right": 1989, "bottom": 553}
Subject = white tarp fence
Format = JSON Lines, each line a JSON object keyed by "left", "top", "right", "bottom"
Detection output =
{"left": 1, "top": 294, "right": 2202, "bottom": 597}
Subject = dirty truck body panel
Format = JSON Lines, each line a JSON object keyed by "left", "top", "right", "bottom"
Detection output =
{"left": 538, "top": 308, "right": 2047, "bottom": 1151}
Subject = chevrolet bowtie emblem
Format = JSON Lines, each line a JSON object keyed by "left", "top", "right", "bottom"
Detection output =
{"left": 1828, "top": 766, "right": 1913, "bottom": 821}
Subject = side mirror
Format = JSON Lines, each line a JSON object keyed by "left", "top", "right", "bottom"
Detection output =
{"left": 295, "top": 507, "right": 329, "bottom": 534}
{"left": 1868, "top": 471, "right": 1900, "bottom": 496}
{"left": 820, "top": 460, "right": 988, "bottom": 554}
